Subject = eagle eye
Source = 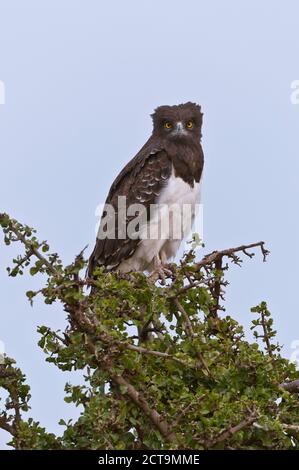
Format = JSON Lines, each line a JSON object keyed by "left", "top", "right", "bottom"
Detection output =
{"left": 164, "top": 121, "right": 173, "bottom": 130}
{"left": 186, "top": 120, "right": 194, "bottom": 129}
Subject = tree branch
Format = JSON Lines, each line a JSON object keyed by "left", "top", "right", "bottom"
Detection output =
{"left": 204, "top": 407, "right": 258, "bottom": 448}
{"left": 172, "top": 298, "right": 210, "bottom": 374}
{"left": 0, "top": 214, "right": 58, "bottom": 275}
{"left": 123, "top": 342, "right": 192, "bottom": 368}
{"left": 194, "top": 241, "right": 269, "bottom": 271}
{"left": 283, "top": 423, "right": 299, "bottom": 432}
{"left": 260, "top": 308, "right": 274, "bottom": 358}
{"left": 0, "top": 414, "right": 15, "bottom": 437}
{"left": 111, "top": 373, "right": 177, "bottom": 443}
{"left": 280, "top": 379, "right": 299, "bottom": 393}
{"left": 172, "top": 298, "right": 195, "bottom": 338}
{"left": 83, "top": 338, "right": 178, "bottom": 445}
{"left": 0, "top": 363, "right": 24, "bottom": 448}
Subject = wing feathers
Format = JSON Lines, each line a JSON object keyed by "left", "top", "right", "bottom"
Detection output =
{"left": 87, "top": 146, "right": 172, "bottom": 276}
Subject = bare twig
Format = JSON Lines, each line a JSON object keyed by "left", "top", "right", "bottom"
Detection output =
{"left": 194, "top": 241, "right": 269, "bottom": 271}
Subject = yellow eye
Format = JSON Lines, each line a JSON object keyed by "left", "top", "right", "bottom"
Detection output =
{"left": 186, "top": 120, "right": 193, "bottom": 129}
{"left": 164, "top": 121, "right": 172, "bottom": 129}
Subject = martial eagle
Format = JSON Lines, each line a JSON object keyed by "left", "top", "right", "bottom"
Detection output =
{"left": 88, "top": 102, "right": 204, "bottom": 277}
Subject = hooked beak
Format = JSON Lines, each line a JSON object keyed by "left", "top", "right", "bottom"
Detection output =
{"left": 172, "top": 121, "right": 187, "bottom": 137}
{"left": 173, "top": 121, "right": 186, "bottom": 136}
{"left": 172, "top": 121, "right": 186, "bottom": 137}
{"left": 176, "top": 122, "right": 184, "bottom": 133}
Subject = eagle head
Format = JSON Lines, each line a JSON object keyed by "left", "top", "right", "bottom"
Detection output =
{"left": 151, "top": 102, "right": 203, "bottom": 141}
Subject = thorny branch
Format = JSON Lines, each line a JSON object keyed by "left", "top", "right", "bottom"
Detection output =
{"left": 194, "top": 241, "right": 269, "bottom": 271}
{"left": 192, "top": 241, "right": 269, "bottom": 318}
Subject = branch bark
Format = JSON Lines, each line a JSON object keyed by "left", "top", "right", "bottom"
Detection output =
{"left": 111, "top": 373, "right": 177, "bottom": 443}
{"left": 280, "top": 379, "right": 299, "bottom": 393}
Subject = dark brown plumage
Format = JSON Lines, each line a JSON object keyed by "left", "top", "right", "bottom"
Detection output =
{"left": 88, "top": 102, "right": 204, "bottom": 277}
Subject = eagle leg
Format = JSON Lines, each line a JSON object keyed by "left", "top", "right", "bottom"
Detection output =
{"left": 149, "top": 255, "right": 172, "bottom": 285}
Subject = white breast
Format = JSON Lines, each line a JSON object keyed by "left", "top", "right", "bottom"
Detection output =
{"left": 156, "top": 166, "right": 202, "bottom": 243}
{"left": 117, "top": 166, "right": 202, "bottom": 273}
{"left": 158, "top": 167, "right": 201, "bottom": 207}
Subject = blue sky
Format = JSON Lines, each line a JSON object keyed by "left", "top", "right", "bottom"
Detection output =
{"left": 1, "top": 0, "right": 299, "bottom": 448}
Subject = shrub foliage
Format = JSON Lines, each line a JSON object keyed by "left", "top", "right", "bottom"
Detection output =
{"left": 1, "top": 213, "right": 299, "bottom": 450}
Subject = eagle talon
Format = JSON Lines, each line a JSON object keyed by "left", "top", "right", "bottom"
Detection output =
{"left": 149, "top": 256, "right": 173, "bottom": 284}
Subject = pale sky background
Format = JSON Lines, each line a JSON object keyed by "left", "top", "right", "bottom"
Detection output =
{"left": 0, "top": 0, "right": 299, "bottom": 449}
